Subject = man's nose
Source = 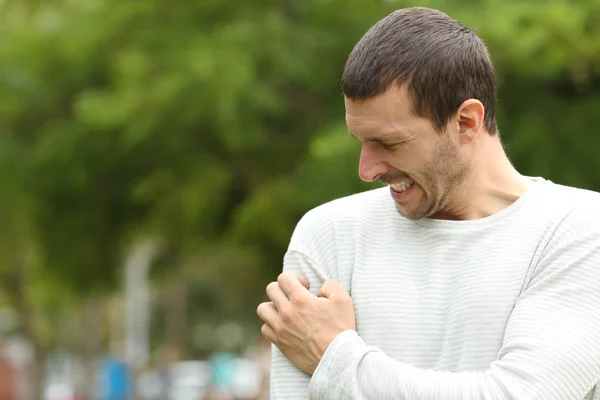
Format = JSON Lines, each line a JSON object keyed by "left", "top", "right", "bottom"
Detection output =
{"left": 358, "top": 145, "right": 389, "bottom": 182}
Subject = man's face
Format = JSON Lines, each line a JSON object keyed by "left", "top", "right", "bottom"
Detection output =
{"left": 345, "top": 85, "right": 471, "bottom": 220}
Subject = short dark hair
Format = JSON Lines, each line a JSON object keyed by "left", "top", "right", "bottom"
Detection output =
{"left": 342, "top": 7, "right": 498, "bottom": 134}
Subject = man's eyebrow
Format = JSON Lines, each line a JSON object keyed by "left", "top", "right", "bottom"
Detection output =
{"left": 347, "top": 130, "right": 410, "bottom": 143}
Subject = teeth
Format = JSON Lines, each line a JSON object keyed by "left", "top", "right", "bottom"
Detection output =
{"left": 390, "top": 179, "right": 414, "bottom": 192}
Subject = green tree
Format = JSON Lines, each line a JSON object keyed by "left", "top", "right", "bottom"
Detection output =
{"left": 2, "top": 1, "right": 600, "bottom": 396}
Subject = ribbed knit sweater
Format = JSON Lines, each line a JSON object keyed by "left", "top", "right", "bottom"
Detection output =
{"left": 270, "top": 177, "right": 600, "bottom": 400}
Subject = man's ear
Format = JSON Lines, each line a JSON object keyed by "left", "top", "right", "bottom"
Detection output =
{"left": 456, "top": 99, "right": 485, "bottom": 144}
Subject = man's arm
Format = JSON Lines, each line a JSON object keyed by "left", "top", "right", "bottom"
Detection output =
{"left": 270, "top": 249, "right": 331, "bottom": 400}
{"left": 271, "top": 344, "right": 311, "bottom": 399}
{"left": 308, "top": 230, "right": 600, "bottom": 400}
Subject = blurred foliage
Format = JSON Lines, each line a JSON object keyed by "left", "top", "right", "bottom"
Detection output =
{"left": 1, "top": 0, "right": 600, "bottom": 361}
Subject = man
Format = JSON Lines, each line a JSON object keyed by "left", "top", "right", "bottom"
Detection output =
{"left": 257, "top": 7, "right": 600, "bottom": 400}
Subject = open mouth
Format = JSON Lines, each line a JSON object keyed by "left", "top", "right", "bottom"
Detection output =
{"left": 390, "top": 179, "right": 414, "bottom": 193}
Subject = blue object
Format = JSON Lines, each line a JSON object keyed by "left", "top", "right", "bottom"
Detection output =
{"left": 98, "top": 355, "right": 133, "bottom": 400}
{"left": 208, "top": 352, "right": 236, "bottom": 391}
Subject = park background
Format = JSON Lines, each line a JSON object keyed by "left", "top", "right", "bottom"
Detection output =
{"left": 1, "top": 0, "right": 600, "bottom": 399}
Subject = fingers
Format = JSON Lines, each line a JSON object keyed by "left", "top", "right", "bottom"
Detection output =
{"left": 266, "top": 281, "right": 289, "bottom": 311}
{"left": 257, "top": 301, "right": 278, "bottom": 325}
{"left": 277, "top": 272, "right": 310, "bottom": 299}
{"left": 257, "top": 303, "right": 280, "bottom": 344}
{"left": 294, "top": 273, "right": 310, "bottom": 290}
{"left": 260, "top": 322, "right": 277, "bottom": 343}
{"left": 317, "top": 279, "right": 346, "bottom": 299}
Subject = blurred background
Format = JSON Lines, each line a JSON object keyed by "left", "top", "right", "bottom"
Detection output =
{"left": 1, "top": 0, "right": 600, "bottom": 399}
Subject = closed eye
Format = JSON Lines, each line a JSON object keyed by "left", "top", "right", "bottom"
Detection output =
{"left": 348, "top": 130, "right": 409, "bottom": 149}
{"left": 381, "top": 142, "right": 402, "bottom": 149}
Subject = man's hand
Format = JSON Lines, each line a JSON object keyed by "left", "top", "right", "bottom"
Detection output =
{"left": 257, "top": 272, "right": 356, "bottom": 375}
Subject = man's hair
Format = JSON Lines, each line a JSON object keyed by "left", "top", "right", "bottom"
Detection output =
{"left": 342, "top": 7, "right": 498, "bottom": 134}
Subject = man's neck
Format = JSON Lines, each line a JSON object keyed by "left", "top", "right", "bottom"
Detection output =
{"left": 433, "top": 136, "right": 534, "bottom": 221}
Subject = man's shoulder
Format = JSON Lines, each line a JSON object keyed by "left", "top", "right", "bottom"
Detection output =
{"left": 542, "top": 180, "right": 600, "bottom": 232}
{"left": 545, "top": 181, "right": 600, "bottom": 210}
{"left": 290, "top": 187, "right": 391, "bottom": 241}
{"left": 300, "top": 186, "right": 391, "bottom": 224}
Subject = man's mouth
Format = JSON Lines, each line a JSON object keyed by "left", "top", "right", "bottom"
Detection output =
{"left": 390, "top": 179, "right": 415, "bottom": 193}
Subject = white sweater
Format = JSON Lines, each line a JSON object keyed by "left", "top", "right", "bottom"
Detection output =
{"left": 270, "top": 177, "right": 600, "bottom": 400}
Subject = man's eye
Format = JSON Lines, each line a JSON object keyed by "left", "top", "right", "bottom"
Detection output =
{"left": 382, "top": 142, "right": 401, "bottom": 149}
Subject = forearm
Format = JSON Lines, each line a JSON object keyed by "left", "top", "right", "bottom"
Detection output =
{"left": 308, "top": 331, "right": 510, "bottom": 400}
{"left": 309, "top": 330, "right": 595, "bottom": 400}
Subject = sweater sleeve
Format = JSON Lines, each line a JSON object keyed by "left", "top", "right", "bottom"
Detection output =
{"left": 270, "top": 198, "right": 350, "bottom": 400}
{"left": 308, "top": 217, "right": 600, "bottom": 400}
{"left": 270, "top": 250, "right": 330, "bottom": 400}
{"left": 270, "top": 206, "right": 341, "bottom": 400}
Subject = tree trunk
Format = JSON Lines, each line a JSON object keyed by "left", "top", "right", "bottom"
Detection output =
{"left": 124, "top": 238, "right": 158, "bottom": 368}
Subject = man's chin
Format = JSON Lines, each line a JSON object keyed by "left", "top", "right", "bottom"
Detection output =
{"left": 394, "top": 203, "right": 426, "bottom": 220}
